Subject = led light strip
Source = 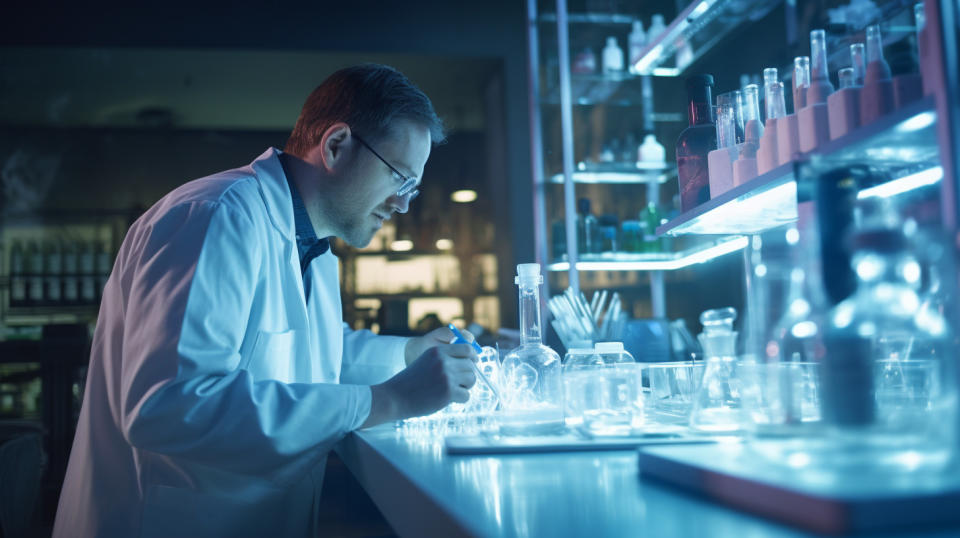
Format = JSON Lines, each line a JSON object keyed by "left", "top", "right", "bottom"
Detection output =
{"left": 857, "top": 166, "right": 943, "bottom": 199}
{"left": 547, "top": 236, "right": 748, "bottom": 272}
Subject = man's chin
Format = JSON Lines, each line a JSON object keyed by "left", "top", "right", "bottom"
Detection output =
{"left": 341, "top": 231, "right": 375, "bottom": 249}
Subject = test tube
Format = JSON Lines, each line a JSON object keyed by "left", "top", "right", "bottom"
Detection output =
{"left": 768, "top": 82, "right": 786, "bottom": 120}
{"left": 716, "top": 90, "right": 744, "bottom": 144}
{"left": 838, "top": 67, "right": 856, "bottom": 89}
{"left": 850, "top": 43, "right": 866, "bottom": 86}
{"left": 763, "top": 68, "right": 779, "bottom": 121}
{"left": 742, "top": 84, "right": 763, "bottom": 142}
{"left": 810, "top": 29, "right": 830, "bottom": 82}
{"left": 793, "top": 56, "right": 810, "bottom": 111}
{"left": 715, "top": 103, "right": 737, "bottom": 148}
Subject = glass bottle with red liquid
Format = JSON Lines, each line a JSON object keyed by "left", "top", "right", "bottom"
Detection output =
{"left": 676, "top": 74, "right": 717, "bottom": 212}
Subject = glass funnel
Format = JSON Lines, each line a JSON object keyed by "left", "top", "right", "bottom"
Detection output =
{"left": 500, "top": 263, "right": 564, "bottom": 435}
{"left": 689, "top": 307, "right": 744, "bottom": 433}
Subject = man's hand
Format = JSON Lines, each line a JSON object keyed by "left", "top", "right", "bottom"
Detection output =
{"left": 362, "top": 343, "right": 478, "bottom": 427}
{"left": 404, "top": 326, "right": 475, "bottom": 366}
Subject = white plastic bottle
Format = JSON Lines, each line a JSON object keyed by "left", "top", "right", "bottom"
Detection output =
{"left": 602, "top": 36, "right": 624, "bottom": 74}
{"left": 638, "top": 134, "right": 666, "bottom": 165}
{"left": 628, "top": 20, "right": 647, "bottom": 72}
{"left": 648, "top": 14, "right": 666, "bottom": 42}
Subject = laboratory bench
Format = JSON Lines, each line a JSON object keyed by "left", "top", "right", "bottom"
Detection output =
{"left": 336, "top": 425, "right": 960, "bottom": 538}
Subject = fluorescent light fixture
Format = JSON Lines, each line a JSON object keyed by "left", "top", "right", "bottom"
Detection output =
{"left": 634, "top": 44, "right": 664, "bottom": 74}
{"left": 690, "top": 0, "right": 712, "bottom": 18}
{"left": 857, "top": 166, "right": 943, "bottom": 199}
{"left": 549, "top": 171, "right": 669, "bottom": 184}
{"left": 390, "top": 239, "right": 414, "bottom": 252}
{"left": 547, "top": 236, "right": 748, "bottom": 271}
{"left": 435, "top": 238, "right": 454, "bottom": 250}
{"left": 651, "top": 67, "right": 681, "bottom": 77}
{"left": 451, "top": 190, "right": 478, "bottom": 203}
{"left": 897, "top": 111, "right": 936, "bottom": 133}
{"left": 667, "top": 179, "right": 798, "bottom": 235}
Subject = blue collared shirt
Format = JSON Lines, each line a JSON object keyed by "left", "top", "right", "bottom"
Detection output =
{"left": 279, "top": 154, "right": 330, "bottom": 278}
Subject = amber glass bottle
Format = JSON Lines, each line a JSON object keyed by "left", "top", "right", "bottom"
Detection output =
{"left": 676, "top": 74, "right": 717, "bottom": 212}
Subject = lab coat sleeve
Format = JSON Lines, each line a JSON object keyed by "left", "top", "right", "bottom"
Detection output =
{"left": 120, "top": 199, "right": 368, "bottom": 481}
{"left": 339, "top": 325, "right": 408, "bottom": 385}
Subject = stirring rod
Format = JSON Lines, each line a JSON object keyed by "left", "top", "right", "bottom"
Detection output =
{"left": 447, "top": 324, "right": 502, "bottom": 402}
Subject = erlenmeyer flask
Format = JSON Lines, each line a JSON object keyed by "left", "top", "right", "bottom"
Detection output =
{"left": 689, "top": 307, "right": 743, "bottom": 433}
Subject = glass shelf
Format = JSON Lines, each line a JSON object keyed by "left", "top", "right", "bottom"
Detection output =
{"left": 633, "top": 0, "right": 782, "bottom": 77}
{"left": 658, "top": 97, "right": 940, "bottom": 237}
{"left": 538, "top": 13, "right": 637, "bottom": 25}
{"left": 547, "top": 236, "right": 748, "bottom": 271}
{"left": 548, "top": 161, "right": 675, "bottom": 184}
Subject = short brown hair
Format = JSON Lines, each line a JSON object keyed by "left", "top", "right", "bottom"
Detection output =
{"left": 285, "top": 64, "right": 445, "bottom": 157}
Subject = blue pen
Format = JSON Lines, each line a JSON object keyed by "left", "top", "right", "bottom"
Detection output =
{"left": 448, "top": 324, "right": 501, "bottom": 402}
{"left": 448, "top": 323, "right": 483, "bottom": 353}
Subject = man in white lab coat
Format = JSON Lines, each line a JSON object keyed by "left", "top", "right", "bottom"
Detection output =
{"left": 53, "top": 64, "right": 478, "bottom": 537}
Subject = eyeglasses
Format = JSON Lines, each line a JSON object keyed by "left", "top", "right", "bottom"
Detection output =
{"left": 353, "top": 133, "right": 420, "bottom": 199}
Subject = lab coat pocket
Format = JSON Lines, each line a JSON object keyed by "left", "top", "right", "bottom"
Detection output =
{"left": 140, "top": 484, "right": 284, "bottom": 538}
{"left": 241, "top": 329, "right": 298, "bottom": 382}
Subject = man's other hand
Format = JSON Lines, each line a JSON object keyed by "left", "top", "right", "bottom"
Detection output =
{"left": 404, "top": 325, "right": 476, "bottom": 365}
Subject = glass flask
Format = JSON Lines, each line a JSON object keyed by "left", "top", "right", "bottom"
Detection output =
{"left": 500, "top": 263, "right": 564, "bottom": 434}
{"left": 689, "top": 307, "right": 744, "bottom": 433}
{"left": 820, "top": 202, "right": 957, "bottom": 471}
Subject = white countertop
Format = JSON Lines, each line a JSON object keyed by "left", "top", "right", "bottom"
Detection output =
{"left": 336, "top": 425, "right": 851, "bottom": 538}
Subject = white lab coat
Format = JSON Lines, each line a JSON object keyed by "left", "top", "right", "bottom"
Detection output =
{"left": 53, "top": 148, "right": 408, "bottom": 537}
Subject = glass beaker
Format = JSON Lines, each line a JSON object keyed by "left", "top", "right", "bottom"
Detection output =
{"left": 500, "top": 264, "right": 564, "bottom": 434}
{"left": 646, "top": 361, "right": 704, "bottom": 425}
{"left": 689, "top": 307, "right": 744, "bottom": 433}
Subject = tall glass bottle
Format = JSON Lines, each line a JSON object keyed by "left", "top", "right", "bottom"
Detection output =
{"left": 676, "top": 74, "right": 717, "bottom": 212}
{"left": 500, "top": 263, "right": 564, "bottom": 434}
{"left": 576, "top": 198, "right": 599, "bottom": 256}
{"left": 821, "top": 200, "right": 957, "bottom": 471}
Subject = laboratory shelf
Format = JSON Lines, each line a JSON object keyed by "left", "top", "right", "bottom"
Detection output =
{"left": 547, "top": 235, "right": 748, "bottom": 272}
{"left": 547, "top": 161, "right": 675, "bottom": 184}
{"left": 537, "top": 12, "right": 638, "bottom": 25}
{"left": 639, "top": 442, "right": 960, "bottom": 535}
{"left": 632, "top": 0, "right": 782, "bottom": 77}
{"left": 658, "top": 96, "right": 939, "bottom": 237}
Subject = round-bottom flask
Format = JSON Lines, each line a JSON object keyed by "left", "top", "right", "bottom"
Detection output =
{"left": 500, "top": 264, "right": 564, "bottom": 435}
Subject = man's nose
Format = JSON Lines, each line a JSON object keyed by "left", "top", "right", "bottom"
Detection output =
{"left": 388, "top": 193, "right": 412, "bottom": 214}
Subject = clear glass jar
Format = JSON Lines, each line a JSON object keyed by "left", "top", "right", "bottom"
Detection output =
{"left": 500, "top": 264, "right": 564, "bottom": 434}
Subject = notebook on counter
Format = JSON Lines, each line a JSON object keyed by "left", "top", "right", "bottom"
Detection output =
{"left": 638, "top": 442, "right": 960, "bottom": 535}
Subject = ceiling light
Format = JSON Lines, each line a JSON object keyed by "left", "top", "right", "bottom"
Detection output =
{"left": 451, "top": 189, "right": 478, "bottom": 203}
{"left": 436, "top": 238, "right": 454, "bottom": 250}
{"left": 390, "top": 239, "right": 414, "bottom": 252}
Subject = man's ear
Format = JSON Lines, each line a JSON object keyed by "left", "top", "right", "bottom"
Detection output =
{"left": 315, "top": 122, "right": 352, "bottom": 172}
